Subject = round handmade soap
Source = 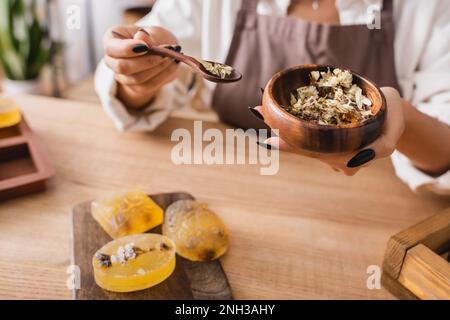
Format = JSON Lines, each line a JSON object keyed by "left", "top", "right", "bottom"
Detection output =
{"left": 163, "top": 200, "right": 229, "bottom": 262}
{"left": 91, "top": 189, "right": 163, "bottom": 239}
{"left": 0, "top": 99, "right": 21, "bottom": 128}
{"left": 92, "top": 233, "right": 176, "bottom": 292}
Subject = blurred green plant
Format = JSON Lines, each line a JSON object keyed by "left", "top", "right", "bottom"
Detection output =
{"left": 0, "top": 0, "right": 61, "bottom": 80}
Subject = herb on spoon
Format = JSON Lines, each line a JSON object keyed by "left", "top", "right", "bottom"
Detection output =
{"left": 197, "top": 59, "right": 233, "bottom": 79}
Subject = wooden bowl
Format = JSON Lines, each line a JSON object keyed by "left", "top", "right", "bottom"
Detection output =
{"left": 262, "top": 64, "right": 386, "bottom": 153}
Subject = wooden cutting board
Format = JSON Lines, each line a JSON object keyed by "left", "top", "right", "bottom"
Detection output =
{"left": 71, "top": 192, "right": 233, "bottom": 300}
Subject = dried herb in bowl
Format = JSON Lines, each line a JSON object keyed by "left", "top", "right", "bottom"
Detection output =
{"left": 284, "top": 68, "right": 373, "bottom": 126}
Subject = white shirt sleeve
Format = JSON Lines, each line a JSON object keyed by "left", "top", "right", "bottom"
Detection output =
{"left": 94, "top": 0, "right": 203, "bottom": 132}
{"left": 391, "top": 0, "right": 450, "bottom": 195}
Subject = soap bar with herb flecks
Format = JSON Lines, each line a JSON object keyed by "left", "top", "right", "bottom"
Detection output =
{"left": 92, "top": 233, "right": 176, "bottom": 292}
{"left": 163, "top": 199, "right": 229, "bottom": 262}
{"left": 91, "top": 189, "right": 163, "bottom": 239}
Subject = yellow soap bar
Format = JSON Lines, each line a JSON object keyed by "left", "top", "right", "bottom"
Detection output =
{"left": 0, "top": 99, "right": 21, "bottom": 128}
{"left": 93, "top": 233, "right": 176, "bottom": 292}
{"left": 163, "top": 200, "right": 229, "bottom": 262}
{"left": 91, "top": 189, "right": 163, "bottom": 239}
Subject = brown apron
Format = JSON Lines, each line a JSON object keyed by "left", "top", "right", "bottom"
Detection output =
{"left": 212, "top": 0, "right": 401, "bottom": 130}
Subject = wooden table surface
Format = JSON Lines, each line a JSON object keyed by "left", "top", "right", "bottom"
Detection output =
{"left": 0, "top": 95, "right": 448, "bottom": 300}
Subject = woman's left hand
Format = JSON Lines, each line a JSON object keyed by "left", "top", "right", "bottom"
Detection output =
{"left": 255, "top": 87, "right": 405, "bottom": 175}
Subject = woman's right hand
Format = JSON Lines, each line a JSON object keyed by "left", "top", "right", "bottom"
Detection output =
{"left": 103, "top": 25, "right": 179, "bottom": 109}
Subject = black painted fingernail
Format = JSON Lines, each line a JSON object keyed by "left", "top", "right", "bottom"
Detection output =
{"left": 166, "top": 45, "right": 182, "bottom": 53}
{"left": 138, "top": 28, "right": 150, "bottom": 36}
{"left": 260, "top": 87, "right": 264, "bottom": 95}
{"left": 248, "top": 106, "right": 264, "bottom": 120}
{"left": 132, "top": 44, "right": 148, "bottom": 53}
{"left": 347, "top": 149, "right": 375, "bottom": 168}
{"left": 257, "top": 141, "right": 274, "bottom": 150}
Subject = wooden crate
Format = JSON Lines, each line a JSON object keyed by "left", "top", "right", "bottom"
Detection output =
{"left": 382, "top": 208, "right": 450, "bottom": 300}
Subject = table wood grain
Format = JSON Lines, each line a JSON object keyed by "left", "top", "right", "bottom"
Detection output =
{"left": 0, "top": 94, "right": 448, "bottom": 299}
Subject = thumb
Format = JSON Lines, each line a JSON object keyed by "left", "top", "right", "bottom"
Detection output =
{"left": 133, "top": 26, "right": 178, "bottom": 47}
{"left": 133, "top": 28, "right": 157, "bottom": 47}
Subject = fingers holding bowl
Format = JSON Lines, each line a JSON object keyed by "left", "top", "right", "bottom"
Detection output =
{"left": 374, "top": 87, "right": 405, "bottom": 157}
{"left": 343, "top": 87, "right": 404, "bottom": 169}
{"left": 262, "top": 136, "right": 365, "bottom": 176}
{"left": 250, "top": 107, "right": 309, "bottom": 154}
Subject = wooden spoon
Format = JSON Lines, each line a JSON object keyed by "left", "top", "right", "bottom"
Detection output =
{"left": 147, "top": 45, "right": 242, "bottom": 83}
{"left": 111, "top": 30, "right": 241, "bottom": 83}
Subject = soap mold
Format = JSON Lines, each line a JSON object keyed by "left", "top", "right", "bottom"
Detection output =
{"left": 0, "top": 116, "right": 54, "bottom": 201}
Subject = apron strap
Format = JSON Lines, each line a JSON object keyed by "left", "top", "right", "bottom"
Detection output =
{"left": 240, "top": 0, "right": 258, "bottom": 13}
{"left": 380, "top": 0, "right": 394, "bottom": 21}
